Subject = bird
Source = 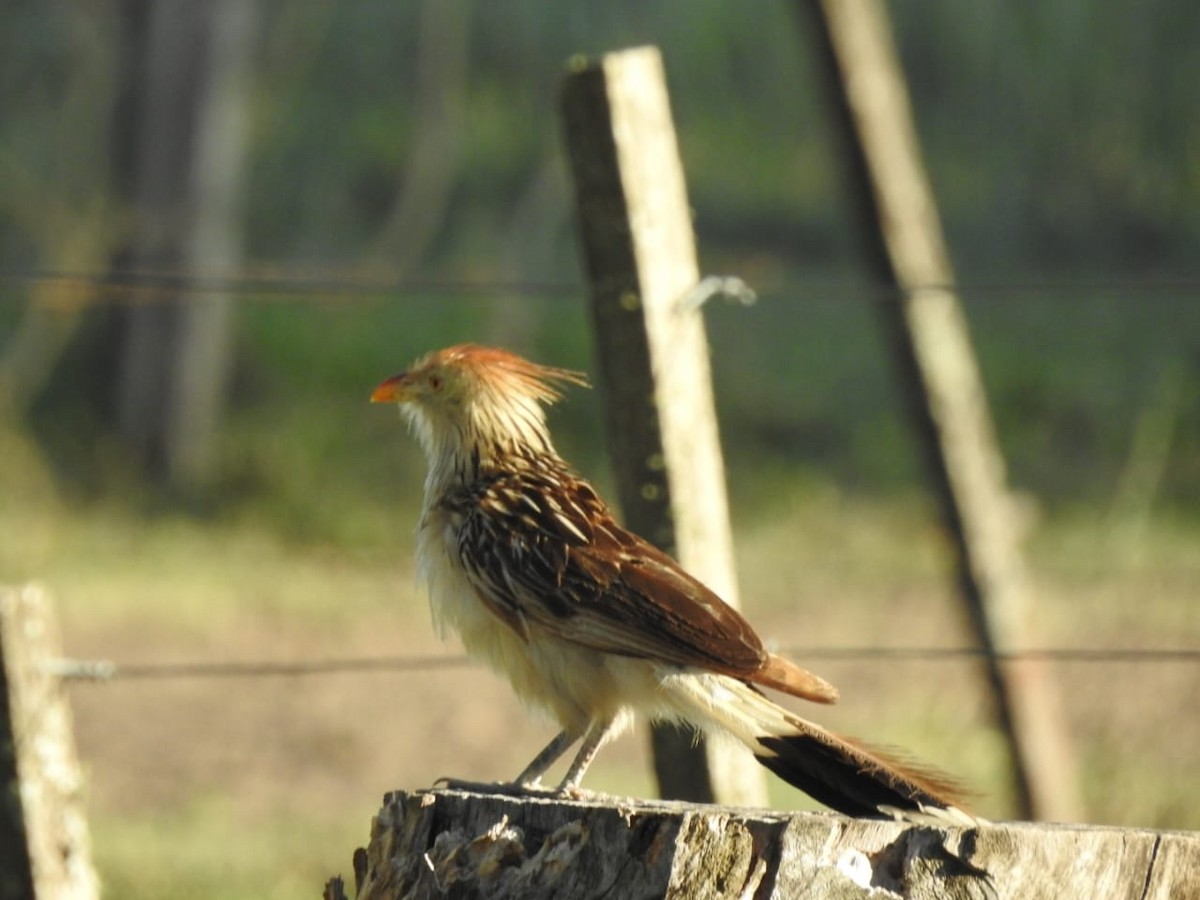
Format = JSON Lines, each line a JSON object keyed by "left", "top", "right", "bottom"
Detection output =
{"left": 371, "top": 343, "right": 971, "bottom": 821}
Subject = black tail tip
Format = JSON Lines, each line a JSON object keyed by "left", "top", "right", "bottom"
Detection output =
{"left": 756, "top": 734, "right": 974, "bottom": 823}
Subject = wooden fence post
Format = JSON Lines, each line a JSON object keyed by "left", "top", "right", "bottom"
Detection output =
{"left": 0, "top": 584, "right": 99, "bottom": 900}
{"left": 559, "top": 46, "right": 767, "bottom": 807}
{"left": 798, "top": 0, "right": 1082, "bottom": 820}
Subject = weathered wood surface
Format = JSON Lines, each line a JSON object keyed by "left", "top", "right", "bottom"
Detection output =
{"left": 560, "top": 45, "right": 765, "bottom": 806}
{"left": 334, "top": 788, "right": 1200, "bottom": 900}
{"left": 0, "top": 584, "right": 99, "bottom": 900}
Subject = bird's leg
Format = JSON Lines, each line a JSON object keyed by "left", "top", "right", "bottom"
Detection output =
{"left": 435, "top": 728, "right": 583, "bottom": 796}
{"left": 556, "top": 717, "right": 618, "bottom": 794}
{"left": 440, "top": 719, "right": 623, "bottom": 801}
{"left": 514, "top": 729, "right": 581, "bottom": 787}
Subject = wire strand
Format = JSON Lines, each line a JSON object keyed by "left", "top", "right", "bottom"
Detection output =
{"left": 5, "top": 268, "right": 1200, "bottom": 306}
{"left": 48, "top": 654, "right": 474, "bottom": 682}
{"left": 49, "top": 646, "right": 1200, "bottom": 683}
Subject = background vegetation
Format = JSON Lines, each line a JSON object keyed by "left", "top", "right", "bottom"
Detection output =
{"left": 1, "top": 2, "right": 1197, "bottom": 897}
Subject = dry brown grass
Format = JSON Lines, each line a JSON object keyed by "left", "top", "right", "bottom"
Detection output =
{"left": 3, "top": 426, "right": 1196, "bottom": 898}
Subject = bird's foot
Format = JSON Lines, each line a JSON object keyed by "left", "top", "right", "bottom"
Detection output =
{"left": 432, "top": 777, "right": 598, "bottom": 802}
{"left": 555, "top": 784, "right": 594, "bottom": 801}
{"left": 432, "top": 777, "right": 557, "bottom": 798}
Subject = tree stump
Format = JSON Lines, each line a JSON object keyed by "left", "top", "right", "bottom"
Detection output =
{"left": 328, "top": 788, "right": 1200, "bottom": 899}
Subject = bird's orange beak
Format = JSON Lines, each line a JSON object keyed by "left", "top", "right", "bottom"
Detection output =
{"left": 370, "top": 372, "right": 410, "bottom": 404}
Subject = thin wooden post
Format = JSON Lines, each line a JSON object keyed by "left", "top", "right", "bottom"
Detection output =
{"left": 0, "top": 601, "right": 34, "bottom": 900}
{"left": 560, "top": 46, "right": 767, "bottom": 806}
{"left": 798, "top": 0, "right": 1082, "bottom": 820}
{"left": 0, "top": 584, "right": 99, "bottom": 899}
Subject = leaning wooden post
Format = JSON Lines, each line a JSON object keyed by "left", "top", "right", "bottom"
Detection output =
{"left": 560, "top": 46, "right": 767, "bottom": 807}
{"left": 798, "top": 0, "right": 1081, "bottom": 820}
{"left": 0, "top": 584, "right": 99, "bottom": 899}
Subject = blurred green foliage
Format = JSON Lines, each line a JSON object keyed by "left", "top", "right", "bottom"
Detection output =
{"left": 1, "top": 0, "right": 1197, "bottom": 515}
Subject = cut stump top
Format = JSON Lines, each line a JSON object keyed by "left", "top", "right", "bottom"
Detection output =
{"left": 332, "top": 788, "right": 1200, "bottom": 900}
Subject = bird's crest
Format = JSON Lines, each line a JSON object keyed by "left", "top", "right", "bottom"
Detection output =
{"left": 426, "top": 344, "right": 590, "bottom": 405}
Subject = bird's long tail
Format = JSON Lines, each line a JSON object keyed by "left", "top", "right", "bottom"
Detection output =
{"left": 660, "top": 672, "right": 975, "bottom": 824}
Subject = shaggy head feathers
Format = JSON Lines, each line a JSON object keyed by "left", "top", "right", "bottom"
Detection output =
{"left": 372, "top": 344, "right": 589, "bottom": 485}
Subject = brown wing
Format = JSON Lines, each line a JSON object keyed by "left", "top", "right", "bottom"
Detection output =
{"left": 445, "top": 459, "right": 836, "bottom": 702}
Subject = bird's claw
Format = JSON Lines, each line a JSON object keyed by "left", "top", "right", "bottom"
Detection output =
{"left": 556, "top": 784, "right": 593, "bottom": 801}
{"left": 432, "top": 777, "right": 557, "bottom": 798}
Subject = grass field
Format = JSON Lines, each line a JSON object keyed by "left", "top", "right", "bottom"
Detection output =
{"left": 3, "top": 415, "right": 1197, "bottom": 899}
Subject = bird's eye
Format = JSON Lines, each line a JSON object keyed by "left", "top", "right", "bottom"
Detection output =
{"left": 428, "top": 375, "right": 442, "bottom": 391}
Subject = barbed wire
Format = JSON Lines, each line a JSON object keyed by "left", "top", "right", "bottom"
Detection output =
{"left": 47, "top": 653, "right": 472, "bottom": 681}
{"left": 3, "top": 270, "right": 584, "bottom": 304}
{"left": 4, "top": 268, "right": 1200, "bottom": 307}
{"left": 49, "top": 645, "right": 1200, "bottom": 683}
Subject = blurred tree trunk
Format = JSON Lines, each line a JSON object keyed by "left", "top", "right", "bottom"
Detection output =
{"left": 369, "top": 0, "right": 470, "bottom": 272}
{"left": 0, "top": 7, "right": 116, "bottom": 419}
{"left": 113, "top": 0, "right": 257, "bottom": 487}
{"left": 0, "top": 185, "right": 108, "bottom": 421}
